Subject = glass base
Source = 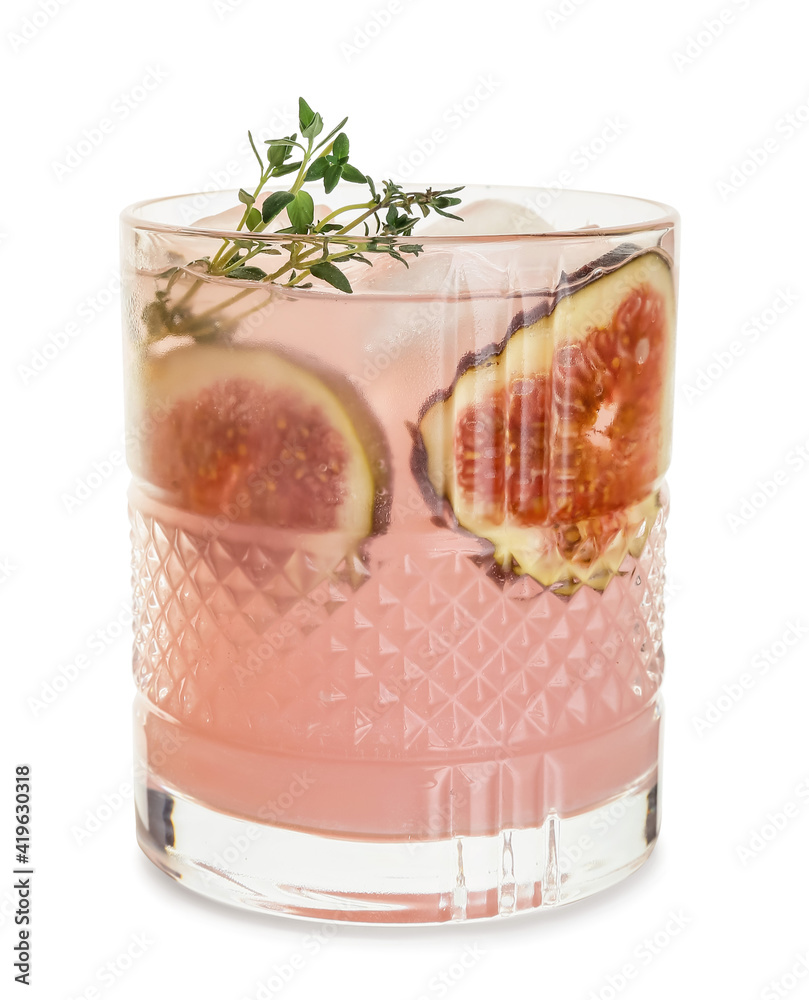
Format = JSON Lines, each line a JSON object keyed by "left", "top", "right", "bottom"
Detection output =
{"left": 135, "top": 770, "right": 659, "bottom": 923}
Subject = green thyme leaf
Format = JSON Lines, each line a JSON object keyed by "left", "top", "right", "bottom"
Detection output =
{"left": 262, "top": 190, "right": 295, "bottom": 224}
{"left": 324, "top": 163, "right": 342, "bottom": 194}
{"left": 298, "top": 97, "right": 315, "bottom": 130}
{"left": 316, "top": 116, "right": 349, "bottom": 150}
{"left": 273, "top": 160, "right": 303, "bottom": 177}
{"left": 227, "top": 265, "right": 268, "bottom": 281}
{"left": 340, "top": 164, "right": 366, "bottom": 184}
{"left": 310, "top": 261, "right": 353, "bottom": 293}
{"left": 248, "top": 131, "right": 264, "bottom": 172}
{"left": 333, "top": 132, "right": 349, "bottom": 160}
{"left": 287, "top": 190, "right": 314, "bottom": 230}
{"left": 304, "top": 157, "right": 329, "bottom": 181}
{"left": 431, "top": 206, "right": 463, "bottom": 221}
{"left": 266, "top": 137, "right": 302, "bottom": 167}
{"left": 301, "top": 112, "right": 323, "bottom": 141}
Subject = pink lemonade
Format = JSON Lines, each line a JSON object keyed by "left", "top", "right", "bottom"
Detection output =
{"left": 131, "top": 488, "right": 665, "bottom": 838}
{"left": 123, "top": 187, "right": 677, "bottom": 919}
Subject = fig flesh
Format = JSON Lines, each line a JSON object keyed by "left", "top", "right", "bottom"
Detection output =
{"left": 413, "top": 249, "right": 676, "bottom": 592}
{"left": 137, "top": 344, "right": 389, "bottom": 539}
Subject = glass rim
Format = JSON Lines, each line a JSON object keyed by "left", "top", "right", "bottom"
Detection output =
{"left": 121, "top": 185, "right": 679, "bottom": 246}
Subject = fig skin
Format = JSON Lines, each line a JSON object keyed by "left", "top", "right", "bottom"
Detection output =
{"left": 410, "top": 244, "right": 675, "bottom": 592}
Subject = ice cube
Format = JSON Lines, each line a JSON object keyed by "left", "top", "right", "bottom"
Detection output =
{"left": 421, "top": 198, "right": 553, "bottom": 237}
{"left": 189, "top": 195, "right": 337, "bottom": 289}
{"left": 344, "top": 245, "right": 513, "bottom": 368}
{"left": 346, "top": 245, "right": 510, "bottom": 297}
{"left": 192, "top": 204, "right": 245, "bottom": 231}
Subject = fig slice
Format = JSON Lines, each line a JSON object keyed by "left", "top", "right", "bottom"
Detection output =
{"left": 413, "top": 248, "right": 676, "bottom": 593}
{"left": 135, "top": 344, "right": 389, "bottom": 539}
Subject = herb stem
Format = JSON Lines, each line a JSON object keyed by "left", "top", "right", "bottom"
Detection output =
{"left": 334, "top": 205, "right": 381, "bottom": 236}
{"left": 143, "top": 98, "right": 464, "bottom": 340}
{"left": 314, "top": 202, "right": 374, "bottom": 231}
{"left": 219, "top": 243, "right": 266, "bottom": 274}
{"left": 173, "top": 277, "right": 204, "bottom": 309}
{"left": 289, "top": 139, "right": 313, "bottom": 196}
{"left": 194, "top": 287, "right": 255, "bottom": 319}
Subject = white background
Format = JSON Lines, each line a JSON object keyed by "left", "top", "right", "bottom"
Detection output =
{"left": 2, "top": 0, "right": 808, "bottom": 997}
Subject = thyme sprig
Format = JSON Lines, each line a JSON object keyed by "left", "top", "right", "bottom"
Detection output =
{"left": 204, "top": 97, "right": 463, "bottom": 292}
{"left": 143, "top": 99, "right": 463, "bottom": 340}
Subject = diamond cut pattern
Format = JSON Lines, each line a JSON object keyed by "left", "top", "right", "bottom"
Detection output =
{"left": 130, "top": 493, "right": 667, "bottom": 754}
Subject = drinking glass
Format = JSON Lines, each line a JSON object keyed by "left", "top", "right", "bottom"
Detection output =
{"left": 121, "top": 186, "right": 678, "bottom": 921}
